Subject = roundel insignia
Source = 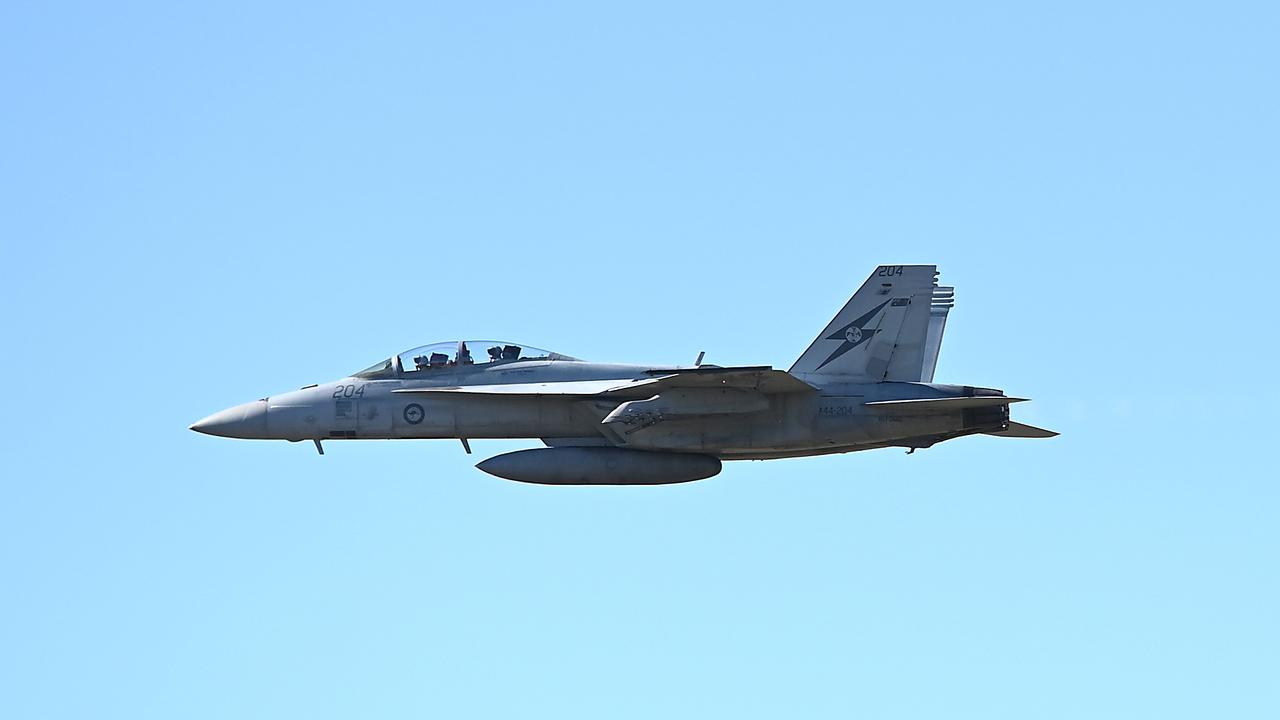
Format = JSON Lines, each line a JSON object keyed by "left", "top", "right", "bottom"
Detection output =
{"left": 845, "top": 326, "right": 863, "bottom": 344}
{"left": 403, "top": 403, "right": 425, "bottom": 424}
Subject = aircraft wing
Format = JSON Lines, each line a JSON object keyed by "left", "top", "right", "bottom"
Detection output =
{"left": 392, "top": 379, "right": 649, "bottom": 397}
{"left": 391, "top": 367, "right": 816, "bottom": 398}
{"left": 863, "top": 396, "right": 1027, "bottom": 410}
{"left": 640, "top": 366, "right": 816, "bottom": 394}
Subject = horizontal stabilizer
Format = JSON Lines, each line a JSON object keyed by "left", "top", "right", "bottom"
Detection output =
{"left": 986, "top": 421, "right": 1059, "bottom": 438}
{"left": 864, "top": 396, "right": 1027, "bottom": 410}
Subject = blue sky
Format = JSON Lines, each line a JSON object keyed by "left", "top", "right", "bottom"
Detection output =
{"left": 2, "top": 2, "right": 1277, "bottom": 718}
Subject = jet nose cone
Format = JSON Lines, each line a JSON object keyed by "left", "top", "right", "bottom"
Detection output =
{"left": 190, "top": 400, "right": 269, "bottom": 439}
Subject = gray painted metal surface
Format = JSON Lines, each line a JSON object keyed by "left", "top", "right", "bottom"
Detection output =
{"left": 477, "top": 448, "right": 721, "bottom": 485}
{"left": 192, "top": 265, "right": 1056, "bottom": 484}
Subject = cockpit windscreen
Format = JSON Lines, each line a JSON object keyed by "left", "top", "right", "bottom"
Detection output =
{"left": 353, "top": 341, "right": 577, "bottom": 378}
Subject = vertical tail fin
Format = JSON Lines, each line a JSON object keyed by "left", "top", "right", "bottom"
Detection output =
{"left": 789, "top": 264, "right": 950, "bottom": 381}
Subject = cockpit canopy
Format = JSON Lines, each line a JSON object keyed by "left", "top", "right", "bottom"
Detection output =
{"left": 353, "top": 340, "right": 579, "bottom": 378}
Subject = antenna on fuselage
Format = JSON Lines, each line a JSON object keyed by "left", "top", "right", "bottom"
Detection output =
{"left": 694, "top": 351, "right": 705, "bottom": 367}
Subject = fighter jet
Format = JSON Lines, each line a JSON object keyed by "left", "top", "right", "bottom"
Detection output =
{"left": 191, "top": 265, "right": 1055, "bottom": 484}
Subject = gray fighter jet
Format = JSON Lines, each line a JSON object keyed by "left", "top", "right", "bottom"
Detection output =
{"left": 192, "top": 265, "right": 1055, "bottom": 484}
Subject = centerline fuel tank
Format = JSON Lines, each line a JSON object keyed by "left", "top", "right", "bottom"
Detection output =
{"left": 475, "top": 447, "right": 722, "bottom": 485}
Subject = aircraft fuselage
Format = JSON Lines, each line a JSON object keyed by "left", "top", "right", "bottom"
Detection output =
{"left": 192, "top": 265, "right": 1053, "bottom": 483}
{"left": 193, "top": 361, "right": 1005, "bottom": 459}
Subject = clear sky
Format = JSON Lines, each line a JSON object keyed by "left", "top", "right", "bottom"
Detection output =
{"left": 2, "top": 2, "right": 1277, "bottom": 718}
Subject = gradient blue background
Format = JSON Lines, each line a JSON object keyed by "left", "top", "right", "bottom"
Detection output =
{"left": 2, "top": 2, "right": 1276, "bottom": 718}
